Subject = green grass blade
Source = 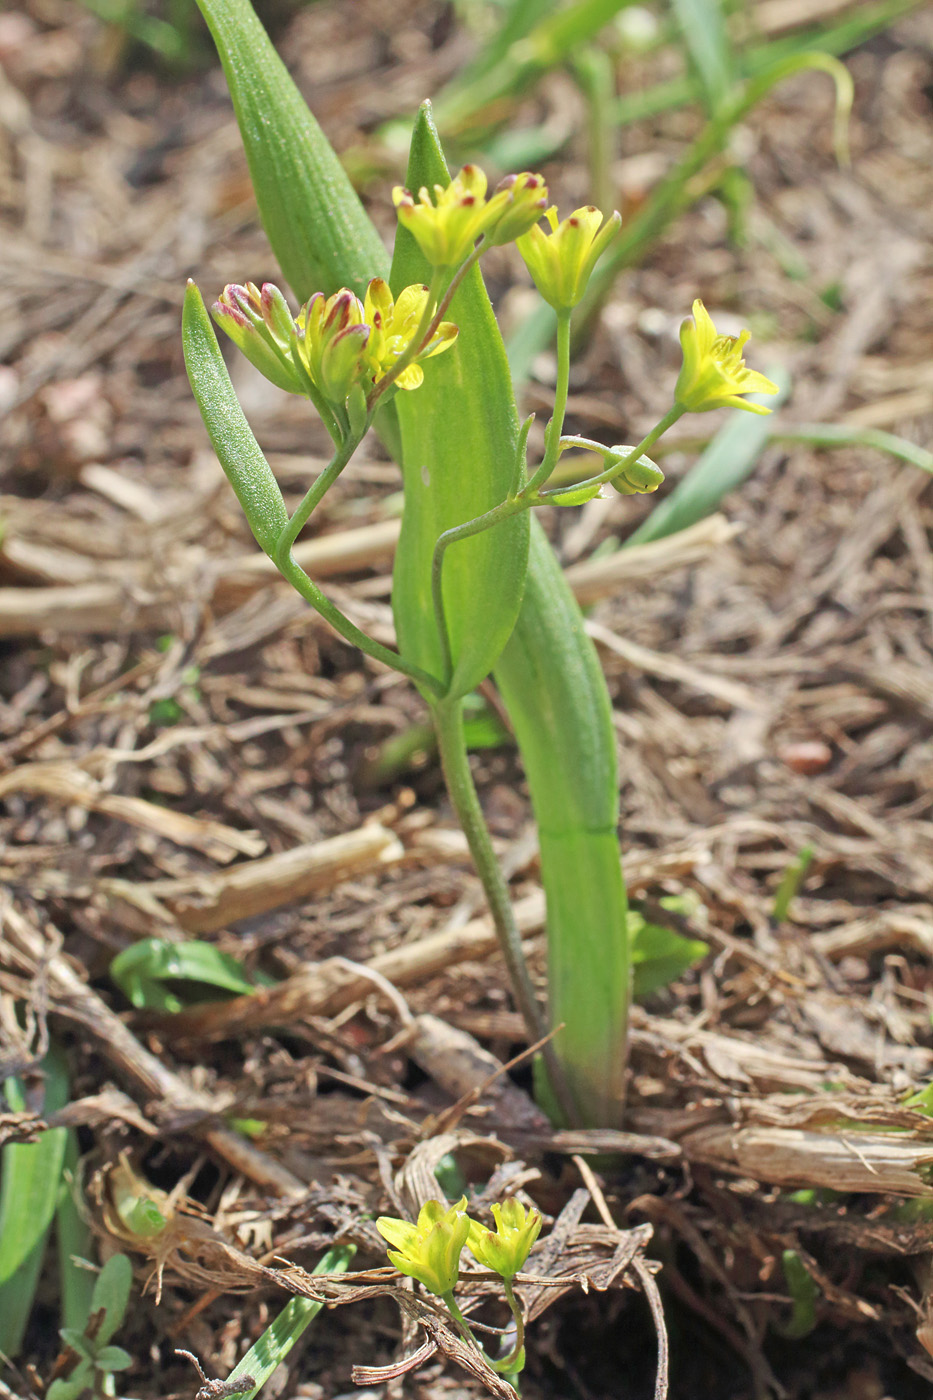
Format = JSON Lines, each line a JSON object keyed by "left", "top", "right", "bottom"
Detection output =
{"left": 222, "top": 1246, "right": 355, "bottom": 1399}
{"left": 670, "top": 0, "right": 734, "bottom": 114}
{"left": 775, "top": 423, "right": 933, "bottom": 475}
{"left": 57, "top": 1131, "right": 95, "bottom": 1333}
{"left": 627, "top": 367, "right": 790, "bottom": 546}
{"left": 0, "top": 1048, "right": 70, "bottom": 1356}
{"left": 433, "top": 0, "right": 637, "bottom": 137}
{"left": 772, "top": 845, "right": 815, "bottom": 924}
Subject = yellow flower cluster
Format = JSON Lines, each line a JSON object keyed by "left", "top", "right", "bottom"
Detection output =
{"left": 376, "top": 1196, "right": 543, "bottom": 1296}
{"left": 212, "top": 278, "right": 457, "bottom": 408}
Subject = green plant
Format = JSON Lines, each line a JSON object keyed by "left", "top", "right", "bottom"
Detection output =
{"left": 0, "top": 1049, "right": 73, "bottom": 1358}
{"left": 185, "top": 0, "right": 782, "bottom": 1130}
{"left": 376, "top": 1196, "right": 542, "bottom": 1380}
{"left": 177, "top": 1245, "right": 355, "bottom": 1400}
{"left": 46, "top": 1254, "right": 133, "bottom": 1400}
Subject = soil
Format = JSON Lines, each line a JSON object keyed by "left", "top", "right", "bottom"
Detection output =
{"left": 3, "top": 1, "right": 933, "bottom": 1398}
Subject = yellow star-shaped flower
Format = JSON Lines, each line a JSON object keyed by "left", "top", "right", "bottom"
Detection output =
{"left": 675, "top": 300, "right": 779, "bottom": 415}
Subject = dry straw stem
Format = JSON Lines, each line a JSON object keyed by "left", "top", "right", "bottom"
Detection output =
{"left": 101, "top": 824, "right": 404, "bottom": 935}
{"left": 0, "top": 513, "right": 736, "bottom": 639}
{"left": 0, "top": 761, "right": 262, "bottom": 862}
{"left": 0, "top": 897, "right": 307, "bottom": 1198}
{"left": 155, "top": 845, "right": 702, "bottom": 1042}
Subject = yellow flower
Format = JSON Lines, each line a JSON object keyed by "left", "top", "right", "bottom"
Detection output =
{"left": 376, "top": 1197, "right": 471, "bottom": 1296}
{"left": 675, "top": 300, "right": 779, "bottom": 415}
{"left": 516, "top": 205, "right": 621, "bottom": 310}
{"left": 466, "top": 1199, "right": 542, "bottom": 1280}
{"left": 362, "top": 278, "right": 457, "bottom": 390}
{"left": 393, "top": 165, "right": 547, "bottom": 268}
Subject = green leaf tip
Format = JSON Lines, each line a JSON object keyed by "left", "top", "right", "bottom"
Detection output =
{"left": 182, "top": 281, "right": 289, "bottom": 558}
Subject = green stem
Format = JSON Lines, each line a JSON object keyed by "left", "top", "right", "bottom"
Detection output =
{"left": 277, "top": 431, "right": 363, "bottom": 563}
{"left": 278, "top": 550, "right": 444, "bottom": 696}
{"left": 431, "top": 495, "right": 525, "bottom": 689}
{"left": 492, "top": 1279, "right": 526, "bottom": 1374}
{"left": 432, "top": 697, "right": 580, "bottom": 1127}
{"left": 537, "top": 403, "right": 685, "bottom": 498}
{"left": 442, "top": 1291, "right": 482, "bottom": 1353}
{"left": 525, "top": 309, "right": 572, "bottom": 495}
{"left": 431, "top": 404, "right": 683, "bottom": 673}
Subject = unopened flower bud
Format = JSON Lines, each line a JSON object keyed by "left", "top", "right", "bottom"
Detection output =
{"left": 484, "top": 172, "right": 550, "bottom": 246}
{"left": 212, "top": 282, "right": 305, "bottom": 395}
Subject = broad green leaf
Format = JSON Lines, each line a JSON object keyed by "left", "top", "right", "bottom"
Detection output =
{"left": 495, "top": 520, "right": 628, "bottom": 1126}
{"left": 389, "top": 104, "right": 529, "bottom": 699}
{"left": 193, "top": 0, "right": 386, "bottom": 302}
{"left": 94, "top": 1346, "right": 132, "bottom": 1372}
{"left": 110, "top": 937, "right": 256, "bottom": 1013}
{"left": 182, "top": 283, "right": 289, "bottom": 558}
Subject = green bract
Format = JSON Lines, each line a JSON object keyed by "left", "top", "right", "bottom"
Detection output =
{"left": 377, "top": 1198, "right": 471, "bottom": 1296}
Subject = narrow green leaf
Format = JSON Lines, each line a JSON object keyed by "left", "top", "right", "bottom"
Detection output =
{"left": 548, "top": 481, "right": 604, "bottom": 507}
{"left": 389, "top": 104, "right": 529, "bottom": 699}
{"left": 110, "top": 937, "right": 256, "bottom": 1013}
{"left": 495, "top": 520, "right": 628, "bottom": 1126}
{"left": 223, "top": 1246, "right": 355, "bottom": 1400}
{"left": 57, "top": 1131, "right": 96, "bottom": 1332}
{"left": 0, "top": 1049, "right": 70, "bottom": 1355}
{"left": 627, "top": 367, "right": 790, "bottom": 546}
{"left": 182, "top": 281, "right": 289, "bottom": 558}
{"left": 671, "top": 0, "right": 734, "bottom": 114}
{"left": 193, "top": 0, "right": 386, "bottom": 302}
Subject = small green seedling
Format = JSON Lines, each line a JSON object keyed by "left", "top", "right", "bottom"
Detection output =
{"left": 47, "top": 1253, "right": 133, "bottom": 1400}
{"left": 110, "top": 937, "right": 258, "bottom": 1013}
